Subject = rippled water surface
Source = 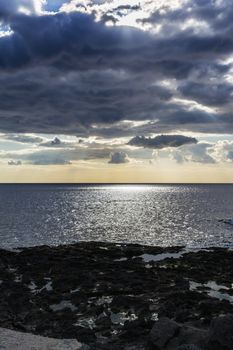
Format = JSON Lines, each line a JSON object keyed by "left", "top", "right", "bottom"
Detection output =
{"left": 0, "top": 184, "right": 233, "bottom": 249}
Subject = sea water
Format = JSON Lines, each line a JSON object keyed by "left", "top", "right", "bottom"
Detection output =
{"left": 0, "top": 184, "right": 232, "bottom": 249}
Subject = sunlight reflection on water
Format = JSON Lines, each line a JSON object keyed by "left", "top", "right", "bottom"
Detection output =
{"left": 0, "top": 184, "right": 232, "bottom": 249}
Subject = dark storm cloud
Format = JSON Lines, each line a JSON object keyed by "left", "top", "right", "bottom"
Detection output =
{"left": 139, "top": 0, "right": 233, "bottom": 35}
{"left": 178, "top": 82, "right": 233, "bottom": 107}
{"left": 0, "top": 12, "right": 151, "bottom": 71}
{"left": 128, "top": 135, "right": 197, "bottom": 149}
{"left": 1, "top": 11, "right": 232, "bottom": 73}
{"left": 0, "top": 0, "right": 35, "bottom": 19}
{"left": 0, "top": 0, "right": 18, "bottom": 18}
{"left": 0, "top": 66, "right": 174, "bottom": 134}
{"left": 0, "top": 3, "right": 232, "bottom": 136}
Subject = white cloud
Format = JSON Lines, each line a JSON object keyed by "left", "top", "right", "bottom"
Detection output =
{"left": 210, "top": 140, "right": 233, "bottom": 163}
{"left": 153, "top": 140, "right": 233, "bottom": 164}
{"left": 0, "top": 132, "right": 232, "bottom": 166}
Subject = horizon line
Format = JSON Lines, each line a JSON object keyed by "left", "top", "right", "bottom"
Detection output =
{"left": 0, "top": 183, "right": 232, "bottom": 185}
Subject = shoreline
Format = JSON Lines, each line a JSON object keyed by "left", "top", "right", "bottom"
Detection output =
{"left": 1, "top": 241, "right": 233, "bottom": 349}
{"left": 3, "top": 239, "right": 233, "bottom": 252}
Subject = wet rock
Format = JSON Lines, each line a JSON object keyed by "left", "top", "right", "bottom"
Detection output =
{"left": 206, "top": 314, "right": 233, "bottom": 350}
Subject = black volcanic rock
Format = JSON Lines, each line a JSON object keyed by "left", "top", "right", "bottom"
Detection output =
{"left": 0, "top": 242, "right": 233, "bottom": 349}
{"left": 148, "top": 318, "right": 207, "bottom": 350}
{"left": 206, "top": 314, "right": 233, "bottom": 350}
{"left": 148, "top": 317, "right": 180, "bottom": 349}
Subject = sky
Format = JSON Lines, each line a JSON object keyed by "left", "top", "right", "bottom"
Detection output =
{"left": 0, "top": 0, "right": 233, "bottom": 183}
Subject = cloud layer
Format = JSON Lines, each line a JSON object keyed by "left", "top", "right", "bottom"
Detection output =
{"left": 0, "top": 0, "right": 232, "bottom": 172}
{"left": 0, "top": 0, "right": 231, "bottom": 137}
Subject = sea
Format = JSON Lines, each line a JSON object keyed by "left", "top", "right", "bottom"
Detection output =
{"left": 0, "top": 184, "right": 232, "bottom": 249}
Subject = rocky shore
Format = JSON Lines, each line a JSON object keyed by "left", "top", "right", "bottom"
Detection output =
{"left": 0, "top": 241, "right": 233, "bottom": 349}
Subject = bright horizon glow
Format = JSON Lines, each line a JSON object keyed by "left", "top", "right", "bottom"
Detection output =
{"left": 0, "top": 161, "right": 232, "bottom": 183}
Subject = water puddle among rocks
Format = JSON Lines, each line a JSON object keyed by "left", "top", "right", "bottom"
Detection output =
{"left": 14, "top": 275, "right": 22, "bottom": 283}
{"left": 43, "top": 280, "right": 53, "bottom": 292}
{"left": 151, "top": 313, "right": 159, "bottom": 321}
{"left": 70, "top": 287, "right": 80, "bottom": 294}
{"left": 28, "top": 281, "right": 37, "bottom": 292}
{"left": 139, "top": 252, "right": 184, "bottom": 263}
{"left": 190, "top": 280, "right": 233, "bottom": 303}
{"left": 28, "top": 278, "right": 53, "bottom": 293}
{"left": 74, "top": 316, "right": 96, "bottom": 329}
{"left": 50, "top": 300, "right": 77, "bottom": 312}
{"left": 110, "top": 312, "right": 138, "bottom": 325}
{"left": 115, "top": 248, "right": 215, "bottom": 265}
{"left": 114, "top": 257, "right": 128, "bottom": 262}
{"left": 96, "top": 296, "right": 113, "bottom": 306}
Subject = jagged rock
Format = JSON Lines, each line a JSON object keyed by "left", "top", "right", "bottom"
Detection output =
{"left": 148, "top": 318, "right": 207, "bottom": 350}
{"left": 167, "top": 324, "right": 207, "bottom": 349}
{"left": 148, "top": 317, "right": 180, "bottom": 349}
{"left": 1, "top": 242, "right": 233, "bottom": 349}
{"left": 206, "top": 314, "right": 233, "bottom": 350}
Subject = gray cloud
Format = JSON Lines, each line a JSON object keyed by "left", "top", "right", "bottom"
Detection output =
{"left": 51, "top": 137, "right": 61, "bottom": 145}
{"left": 8, "top": 159, "right": 22, "bottom": 165}
{"left": 128, "top": 135, "right": 197, "bottom": 149}
{"left": 109, "top": 151, "right": 129, "bottom": 164}
{"left": 228, "top": 151, "right": 233, "bottom": 160}
{"left": 101, "top": 13, "right": 118, "bottom": 24}
{"left": 0, "top": 2, "right": 231, "bottom": 140}
{"left": 3, "top": 134, "right": 43, "bottom": 143}
{"left": 2, "top": 146, "right": 114, "bottom": 165}
{"left": 40, "top": 137, "right": 65, "bottom": 147}
{"left": 26, "top": 150, "right": 73, "bottom": 165}
{"left": 113, "top": 4, "right": 141, "bottom": 12}
{"left": 178, "top": 82, "right": 233, "bottom": 107}
{"left": 139, "top": 0, "right": 233, "bottom": 36}
{"left": 101, "top": 4, "right": 141, "bottom": 22}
